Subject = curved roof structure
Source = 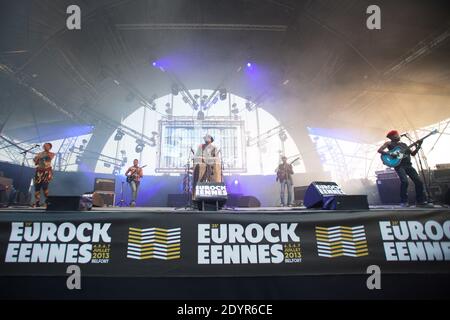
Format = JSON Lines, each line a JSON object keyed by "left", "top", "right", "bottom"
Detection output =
{"left": 1, "top": 0, "right": 450, "bottom": 171}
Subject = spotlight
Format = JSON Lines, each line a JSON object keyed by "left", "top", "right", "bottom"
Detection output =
{"left": 197, "top": 111, "right": 205, "bottom": 121}
{"left": 247, "top": 62, "right": 252, "bottom": 68}
{"left": 171, "top": 84, "right": 179, "bottom": 96}
{"left": 135, "top": 140, "right": 145, "bottom": 153}
{"left": 219, "top": 89, "right": 227, "bottom": 101}
{"left": 75, "top": 156, "right": 81, "bottom": 164}
{"left": 245, "top": 102, "right": 252, "bottom": 111}
{"left": 279, "top": 130, "right": 288, "bottom": 142}
{"left": 234, "top": 179, "right": 239, "bottom": 186}
{"left": 114, "top": 129, "right": 125, "bottom": 141}
{"left": 231, "top": 103, "right": 239, "bottom": 114}
{"left": 152, "top": 61, "right": 157, "bottom": 67}
{"left": 182, "top": 96, "right": 189, "bottom": 104}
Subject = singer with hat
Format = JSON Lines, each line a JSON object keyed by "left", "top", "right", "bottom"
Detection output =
{"left": 193, "top": 134, "right": 221, "bottom": 186}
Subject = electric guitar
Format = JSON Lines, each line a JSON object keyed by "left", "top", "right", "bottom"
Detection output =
{"left": 276, "top": 157, "right": 300, "bottom": 182}
{"left": 126, "top": 165, "right": 147, "bottom": 183}
{"left": 380, "top": 129, "right": 438, "bottom": 168}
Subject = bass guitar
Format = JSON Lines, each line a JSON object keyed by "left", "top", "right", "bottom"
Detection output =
{"left": 126, "top": 165, "right": 147, "bottom": 183}
{"left": 380, "top": 129, "right": 438, "bottom": 168}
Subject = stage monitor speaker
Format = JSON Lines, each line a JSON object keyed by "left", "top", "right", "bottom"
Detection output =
{"left": 304, "top": 181, "right": 346, "bottom": 209}
{"left": 237, "top": 196, "right": 261, "bottom": 208}
{"left": 94, "top": 178, "right": 115, "bottom": 192}
{"left": 46, "top": 195, "right": 92, "bottom": 211}
{"left": 323, "top": 195, "right": 369, "bottom": 210}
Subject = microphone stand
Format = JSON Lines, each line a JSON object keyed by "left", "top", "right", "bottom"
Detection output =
{"left": 15, "top": 144, "right": 39, "bottom": 206}
{"left": 404, "top": 133, "right": 433, "bottom": 204}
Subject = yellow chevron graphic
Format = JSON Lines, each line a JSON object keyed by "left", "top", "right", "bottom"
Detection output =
{"left": 127, "top": 227, "right": 181, "bottom": 260}
{"left": 315, "top": 226, "right": 368, "bottom": 258}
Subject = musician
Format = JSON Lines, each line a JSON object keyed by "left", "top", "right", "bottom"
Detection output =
{"left": 378, "top": 130, "right": 428, "bottom": 207}
{"left": 33, "top": 143, "right": 55, "bottom": 207}
{"left": 125, "top": 159, "right": 143, "bottom": 207}
{"left": 194, "top": 134, "right": 219, "bottom": 183}
{"left": 276, "top": 156, "right": 294, "bottom": 207}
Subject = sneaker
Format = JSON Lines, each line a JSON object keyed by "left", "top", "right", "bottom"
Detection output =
{"left": 34, "top": 201, "right": 40, "bottom": 208}
{"left": 399, "top": 203, "right": 410, "bottom": 208}
{"left": 130, "top": 201, "right": 136, "bottom": 207}
{"left": 416, "top": 202, "right": 434, "bottom": 208}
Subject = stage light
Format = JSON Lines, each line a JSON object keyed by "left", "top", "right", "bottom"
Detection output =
{"left": 114, "top": 129, "right": 125, "bottom": 141}
{"left": 219, "top": 89, "right": 227, "bottom": 101}
{"left": 234, "top": 179, "right": 239, "bottom": 185}
{"left": 152, "top": 61, "right": 157, "bottom": 67}
{"left": 135, "top": 140, "right": 145, "bottom": 153}
{"left": 75, "top": 156, "right": 81, "bottom": 164}
{"left": 279, "top": 130, "right": 288, "bottom": 142}
{"left": 245, "top": 102, "right": 252, "bottom": 111}
{"left": 247, "top": 62, "right": 252, "bottom": 68}
{"left": 197, "top": 111, "right": 205, "bottom": 121}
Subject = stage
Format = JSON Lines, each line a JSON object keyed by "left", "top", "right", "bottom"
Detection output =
{"left": 0, "top": 205, "right": 449, "bottom": 299}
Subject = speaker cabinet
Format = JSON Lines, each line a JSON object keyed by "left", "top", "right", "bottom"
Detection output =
{"left": 322, "top": 195, "right": 369, "bottom": 210}
{"left": 304, "top": 181, "right": 346, "bottom": 208}
{"left": 46, "top": 196, "right": 92, "bottom": 211}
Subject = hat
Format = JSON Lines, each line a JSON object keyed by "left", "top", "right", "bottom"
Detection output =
{"left": 203, "top": 134, "right": 214, "bottom": 143}
{"left": 386, "top": 130, "right": 399, "bottom": 138}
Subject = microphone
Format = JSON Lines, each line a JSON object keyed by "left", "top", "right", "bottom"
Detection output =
{"left": 400, "top": 133, "right": 409, "bottom": 137}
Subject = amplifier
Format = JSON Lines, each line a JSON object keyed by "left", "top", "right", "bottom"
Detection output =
{"left": 94, "top": 178, "right": 115, "bottom": 192}
{"left": 432, "top": 169, "right": 450, "bottom": 182}
{"left": 375, "top": 169, "right": 399, "bottom": 180}
{"left": 436, "top": 163, "right": 450, "bottom": 170}
{"left": 92, "top": 191, "right": 115, "bottom": 207}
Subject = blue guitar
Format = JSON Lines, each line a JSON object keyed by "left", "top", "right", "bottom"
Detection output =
{"left": 381, "top": 129, "right": 438, "bottom": 168}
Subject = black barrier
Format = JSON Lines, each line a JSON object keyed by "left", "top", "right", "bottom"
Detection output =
{"left": 0, "top": 209, "right": 449, "bottom": 277}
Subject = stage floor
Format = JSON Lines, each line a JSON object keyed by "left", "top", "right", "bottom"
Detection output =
{"left": 1, "top": 204, "right": 448, "bottom": 214}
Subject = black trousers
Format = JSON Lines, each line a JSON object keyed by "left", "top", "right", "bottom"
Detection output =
{"left": 395, "top": 164, "right": 425, "bottom": 203}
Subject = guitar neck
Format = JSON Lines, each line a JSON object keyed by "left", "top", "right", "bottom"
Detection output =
{"left": 406, "top": 130, "right": 436, "bottom": 148}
